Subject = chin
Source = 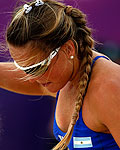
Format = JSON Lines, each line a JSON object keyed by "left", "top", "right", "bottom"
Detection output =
{"left": 47, "top": 83, "right": 66, "bottom": 93}
{"left": 47, "top": 87, "right": 59, "bottom": 93}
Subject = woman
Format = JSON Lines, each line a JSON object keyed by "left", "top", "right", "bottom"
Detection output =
{"left": 0, "top": 0, "right": 120, "bottom": 149}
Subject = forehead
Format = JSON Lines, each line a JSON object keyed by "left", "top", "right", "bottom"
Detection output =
{"left": 8, "top": 42, "right": 49, "bottom": 65}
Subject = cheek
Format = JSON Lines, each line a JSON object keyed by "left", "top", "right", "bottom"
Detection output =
{"left": 35, "top": 61, "right": 73, "bottom": 92}
{"left": 49, "top": 59, "right": 73, "bottom": 83}
{"left": 35, "top": 56, "right": 73, "bottom": 91}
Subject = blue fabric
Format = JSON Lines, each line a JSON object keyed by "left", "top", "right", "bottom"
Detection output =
{"left": 91, "top": 55, "right": 110, "bottom": 67}
{"left": 53, "top": 56, "right": 119, "bottom": 149}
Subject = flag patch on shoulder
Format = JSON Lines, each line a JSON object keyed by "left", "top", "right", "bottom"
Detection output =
{"left": 73, "top": 137, "right": 93, "bottom": 148}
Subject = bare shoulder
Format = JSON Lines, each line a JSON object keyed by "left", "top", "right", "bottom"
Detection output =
{"left": 94, "top": 62, "right": 120, "bottom": 115}
{"left": 90, "top": 59, "right": 120, "bottom": 146}
{"left": 91, "top": 58, "right": 120, "bottom": 116}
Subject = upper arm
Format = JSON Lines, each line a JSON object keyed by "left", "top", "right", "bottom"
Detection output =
{"left": 96, "top": 80, "right": 120, "bottom": 147}
{"left": 0, "top": 62, "right": 56, "bottom": 97}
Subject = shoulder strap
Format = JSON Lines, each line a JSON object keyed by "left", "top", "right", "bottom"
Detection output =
{"left": 91, "top": 55, "right": 110, "bottom": 68}
{"left": 83, "top": 55, "right": 110, "bottom": 98}
{"left": 55, "top": 91, "right": 60, "bottom": 103}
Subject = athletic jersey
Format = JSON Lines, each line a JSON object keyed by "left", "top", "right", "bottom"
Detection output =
{"left": 53, "top": 56, "right": 119, "bottom": 149}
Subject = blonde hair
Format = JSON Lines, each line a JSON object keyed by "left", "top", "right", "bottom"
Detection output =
{"left": 6, "top": 0, "right": 94, "bottom": 149}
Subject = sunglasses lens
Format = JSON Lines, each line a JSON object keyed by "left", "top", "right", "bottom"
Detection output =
{"left": 24, "top": 64, "right": 48, "bottom": 76}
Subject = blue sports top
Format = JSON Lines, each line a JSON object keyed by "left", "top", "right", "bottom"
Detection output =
{"left": 53, "top": 56, "right": 119, "bottom": 149}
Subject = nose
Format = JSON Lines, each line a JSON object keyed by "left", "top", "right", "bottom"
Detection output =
{"left": 28, "top": 74, "right": 47, "bottom": 83}
{"left": 29, "top": 78, "right": 37, "bottom": 83}
{"left": 29, "top": 76, "right": 40, "bottom": 83}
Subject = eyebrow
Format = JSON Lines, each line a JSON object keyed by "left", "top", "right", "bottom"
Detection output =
{"left": 14, "top": 47, "right": 60, "bottom": 71}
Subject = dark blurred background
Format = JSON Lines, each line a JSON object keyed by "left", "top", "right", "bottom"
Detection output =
{"left": 0, "top": 0, "right": 120, "bottom": 150}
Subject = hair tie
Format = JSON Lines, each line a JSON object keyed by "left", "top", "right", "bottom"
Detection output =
{"left": 23, "top": 0, "right": 44, "bottom": 14}
{"left": 64, "top": 5, "right": 73, "bottom": 16}
{"left": 35, "top": 0, "right": 44, "bottom": 6}
{"left": 23, "top": 4, "right": 32, "bottom": 14}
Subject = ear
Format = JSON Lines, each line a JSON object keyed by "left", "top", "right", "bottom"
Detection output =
{"left": 62, "top": 40, "right": 76, "bottom": 59}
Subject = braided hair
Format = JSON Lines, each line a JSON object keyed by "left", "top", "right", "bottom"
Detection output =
{"left": 53, "top": 4, "right": 93, "bottom": 150}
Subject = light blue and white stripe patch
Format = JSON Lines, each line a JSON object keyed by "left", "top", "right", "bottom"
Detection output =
{"left": 73, "top": 137, "right": 93, "bottom": 148}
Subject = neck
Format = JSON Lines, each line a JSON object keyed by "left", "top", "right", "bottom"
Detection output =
{"left": 69, "top": 56, "right": 81, "bottom": 87}
{"left": 69, "top": 50, "right": 96, "bottom": 88}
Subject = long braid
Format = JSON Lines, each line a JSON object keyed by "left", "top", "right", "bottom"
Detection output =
{"left": 53, "top": 5, "right": 94, "bottom": 150}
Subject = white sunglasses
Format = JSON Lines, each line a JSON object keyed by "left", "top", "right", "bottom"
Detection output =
{"left": 14, "top": 47, "right": 60, "bottom": 76}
